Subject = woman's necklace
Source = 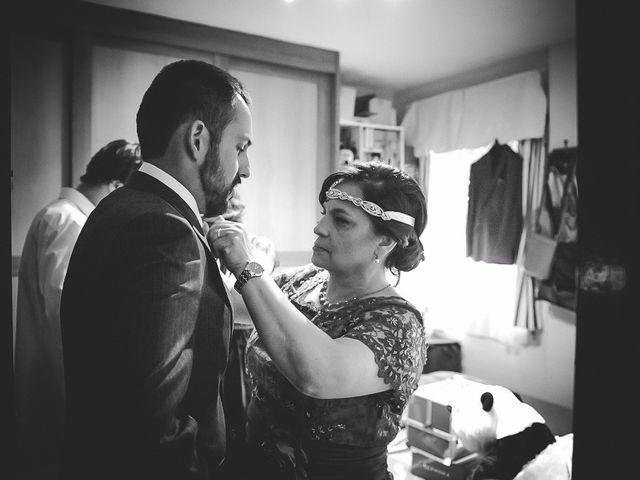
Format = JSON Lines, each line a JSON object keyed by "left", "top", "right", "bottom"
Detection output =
{"left": 318, "top": 280, "right": 390, "bottom": 309}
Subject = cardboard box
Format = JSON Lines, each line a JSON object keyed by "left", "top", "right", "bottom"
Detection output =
{"left": 406, "top": 424, "right": 471, "bottom": 463}
{"left": 368, "top": 97, "right": 397, "bottom": 125}
{"left": 404, "top": 375, "right": 488, "bottom": 465}
{"left": 410, "top": 446, "right": 479, "bottom": 480}
{"left": 407, "top": 391, "right": 453, "bottom": 435}
{"left": 339, "top": 86, "right": 357, "bottom": 121}
{"left": 354, "top": 93, "right": 376, "bottom": 117}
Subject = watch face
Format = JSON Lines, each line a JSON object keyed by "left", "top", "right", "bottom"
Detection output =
{"left": 247, "top": 262, "right": 264, "bottom": 275}
{"left": 235, "top": 261, "right": 265, "bottom": 293}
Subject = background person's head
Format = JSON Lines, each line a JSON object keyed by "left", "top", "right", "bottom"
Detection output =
{"left": 318, "top": 161, "right": 427, "bottom": 277}
{"left": 80, "top": 139, "right": 142, "bottom": 189}
{"left": 222, "top": 193, "right": 246, "bottom": 223}
{"left": 136, "top": 59, "right": 252, "bottom": 216}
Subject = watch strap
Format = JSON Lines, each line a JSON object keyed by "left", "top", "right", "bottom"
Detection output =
{"left": 234, "top": 261, "right": 263, "bottom": 292}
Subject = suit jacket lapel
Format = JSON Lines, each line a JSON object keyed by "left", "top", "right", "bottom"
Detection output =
{"left": 191, "top": 225, "right": 234, "bottom": 314}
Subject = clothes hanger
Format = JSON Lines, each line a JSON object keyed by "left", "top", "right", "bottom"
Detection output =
{"left": 489, "top": 138, "right": 501, "bottom": 154}
{"left": 549, "top": 139, "right": 577, "bottom": 174}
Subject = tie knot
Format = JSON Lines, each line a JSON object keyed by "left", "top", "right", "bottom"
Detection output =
{"left": 201, "top": 216, "right": 210, "bottom": 235}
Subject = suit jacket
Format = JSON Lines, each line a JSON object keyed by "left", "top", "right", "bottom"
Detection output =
{"left": 466, "top": 143, "right": 523, "bottom": 264}
{"left": 60, "top": 171, "right": 233, "bottom": 480}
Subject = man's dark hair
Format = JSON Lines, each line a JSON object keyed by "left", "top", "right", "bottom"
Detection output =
{"left": 80, "top": 139, "right": 142, "bottom": 185}
{"left": 136, "top": 60, "right": 250, "bottom": 160}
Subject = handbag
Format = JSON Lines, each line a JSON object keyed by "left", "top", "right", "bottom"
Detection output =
{"left": 523, "top": 229, "right": 558, "bottom": 280}
{"left": 523, "top": 183, "right": 558, "bottom": 280}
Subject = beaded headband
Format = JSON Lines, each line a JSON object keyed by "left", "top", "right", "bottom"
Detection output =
{"left": 325, "top": 188, "right": 415, "bottom": 227}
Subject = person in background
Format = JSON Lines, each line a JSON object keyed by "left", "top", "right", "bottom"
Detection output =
{"left": 215, "top": 193, "right": 278, "bottom": 464}
{"left": 14, "top": 139, "right": 141, "bottom": 480}
{"left": 208, "top": 161, "right": 428, "bottom": 480}
{"left": 59, "top": 60, "right": 252, "bottom": 480}
{"left": 221, "top": 193, "right": 278, "bottom": 274}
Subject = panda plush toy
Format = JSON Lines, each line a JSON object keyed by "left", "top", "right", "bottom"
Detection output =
{"left": 450, "top": 382, "right": 572, "bottom": 480}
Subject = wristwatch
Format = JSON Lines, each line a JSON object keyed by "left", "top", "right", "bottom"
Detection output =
{"left": 234, "top": 261, "right": 264, "bottom": 293}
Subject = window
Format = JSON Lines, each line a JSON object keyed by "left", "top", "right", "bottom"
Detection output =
{"left": 397, "top": 142, "right": 519, "bottom": 342}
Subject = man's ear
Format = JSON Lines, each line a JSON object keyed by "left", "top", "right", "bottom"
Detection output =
{"left": 187, "top": 120, "right": 210, "bottom": 165}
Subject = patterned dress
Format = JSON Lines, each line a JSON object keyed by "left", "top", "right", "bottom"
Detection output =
{"left": 244, "top": 264, "right": 427, "bottom": 479}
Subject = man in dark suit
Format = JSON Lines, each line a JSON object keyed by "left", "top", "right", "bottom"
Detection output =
{"left": 59, "top": 60, "right": 252, "bottom": 479}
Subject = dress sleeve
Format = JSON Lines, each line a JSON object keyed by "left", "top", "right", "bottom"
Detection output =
{"left": 271, "top": 268, "right": 293, "bottom": 289}
{"left": 272, "top": 263, "right": 319, "bottom": 291}
{"left": 342, "top": 304, "right": 427, "bottom": 412}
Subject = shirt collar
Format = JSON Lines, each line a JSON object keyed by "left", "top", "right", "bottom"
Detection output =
{"left": 138, "top": 162, "right": 203, "bottom": 227}
{"left": 60, "top": 187, "right": 94, "bottom": 217}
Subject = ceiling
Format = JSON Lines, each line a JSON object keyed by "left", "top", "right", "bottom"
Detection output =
{"left": 85, "top": 0, "right": 576, "bottom": 95}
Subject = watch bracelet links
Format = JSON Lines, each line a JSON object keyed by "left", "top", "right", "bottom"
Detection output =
{"left": 234, "top": 262, "right": 251, "bottom": 292}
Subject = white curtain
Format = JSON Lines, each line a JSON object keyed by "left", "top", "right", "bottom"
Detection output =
{"left": 402, "top": 90, "right": 464, "bottom": 155}
{"left": 402, "top": 70, "right": 547, "bottom": 155}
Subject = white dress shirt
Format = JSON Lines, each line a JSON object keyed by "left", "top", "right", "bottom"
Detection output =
{"left": 138, "top": 162, "right": 204, "bottom": 227}
{"left": 14, "top": 187, "right": 94, "bottom": 479}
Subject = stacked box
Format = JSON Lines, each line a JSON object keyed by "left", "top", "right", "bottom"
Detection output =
{"left": 404, "top": 375, "right": 487, "bottom": 478}
{"left": 339, "top": 86, "right": 357, "bottom": 121}
{"left": 410, "top": 447, "right": 479, "bottom": 480}
{"left": 405, "top": 422, "right": 463, "bottom": 463}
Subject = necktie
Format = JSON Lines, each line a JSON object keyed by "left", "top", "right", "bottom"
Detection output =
{"left": 201, "top": 215, "right": 229, "bottom": 274}
{"left": 200, "top": 215, "right": 210, "bottom": 236}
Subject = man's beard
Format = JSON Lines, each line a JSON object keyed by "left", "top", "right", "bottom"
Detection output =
{"left": 199, "top": 146, "right": 241, "bottom": 217}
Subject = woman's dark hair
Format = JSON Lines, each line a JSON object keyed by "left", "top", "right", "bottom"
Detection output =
{"left": 319, "top": 161, "right": 427, "bottom": 278}
{"left": 80, "top": 139, "right": 142, "bottom": 185}
{"left": 136, "top": 59, "right": 250, "bottom": 160}
{"left": 223, "top": 193, "right": 246, "bottom": 223}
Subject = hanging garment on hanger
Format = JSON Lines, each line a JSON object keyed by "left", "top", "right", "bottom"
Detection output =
{"left": 466, "top": 143, "right": 523, "bottom": 264}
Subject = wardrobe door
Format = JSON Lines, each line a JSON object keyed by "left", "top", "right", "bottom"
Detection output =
{"left": 11, "top": 37, "right": 67, "bottom": 257}
{"left": 229, "top": 61, "right": 333, "bottom": 265}
{"left": 72, "top": 43, "right": 187, "bottom": 184}
{"left": 11, "top": 36, "right": 68, "bottom": 344}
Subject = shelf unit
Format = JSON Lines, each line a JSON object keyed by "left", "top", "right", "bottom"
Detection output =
{"left": 339, "top": 119, "right": 405, "bottom": 171}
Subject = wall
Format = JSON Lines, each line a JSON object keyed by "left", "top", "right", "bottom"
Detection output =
{"left": 549, "top": 41, "right": 578, "bottom": 150}
{"left": 461, "top": 302, "right": 575, "bottom": 409}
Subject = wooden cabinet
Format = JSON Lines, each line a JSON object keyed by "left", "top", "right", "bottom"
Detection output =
{"left": 339, "top": 120, "right": 404, "bottom": 170}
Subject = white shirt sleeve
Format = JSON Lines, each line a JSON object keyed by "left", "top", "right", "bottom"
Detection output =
{"left": 37, "top": 208, "right": 86, "bottom": 325}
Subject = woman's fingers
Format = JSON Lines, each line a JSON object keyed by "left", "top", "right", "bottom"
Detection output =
{"left": 204, "top": 221, "right": 252, "bottom": 275}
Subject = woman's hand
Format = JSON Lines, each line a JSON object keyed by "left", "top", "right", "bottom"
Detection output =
{"left": 205, "top": 217, "right": 252, "bottom": 277}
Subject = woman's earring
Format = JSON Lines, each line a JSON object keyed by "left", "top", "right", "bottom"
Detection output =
{"left": 374, "top": 252, "right": 380, "bottom": 264}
